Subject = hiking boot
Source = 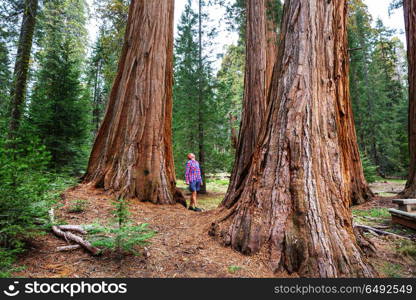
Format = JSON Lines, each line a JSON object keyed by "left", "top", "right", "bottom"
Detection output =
{"left": 188, "top": 206, "right": 195, "bottom": 211}
{"left": 193, "top": 207, "right": 202, "bottom": 212}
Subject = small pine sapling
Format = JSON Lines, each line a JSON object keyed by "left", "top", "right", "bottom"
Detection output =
{"left": 87, "top": 197, "right": 155, "bottom": 258}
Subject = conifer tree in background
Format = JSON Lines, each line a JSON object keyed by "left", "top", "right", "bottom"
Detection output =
{"left": 0, "top": 40, "right": 11, "bottom": 128}
{"left": 348, "top": 0, "right": 373, "bottom": 151}
{"left": 27, "top": 0, "right": 91, "bottom": 174}
{"left": 400, "top": 0, "right": 416, "bottom": 197}
{"left": 173, "top": 1, "right": 200, "bottom": 177}
{"left": 349, "top": 0, "right": 408, "bottom": 180}
{"left": 173, "top": 0, "right": 229, "bottom": 188}
{"left": 368, "top": 20, "right": 408, "bottom": 176}
{"left": 0, "top": 1, "right": 69, "bottom": 275}
{"left": 8, "top": 0, "right": 38, "bottom": 141}
{"left": 0, "top": 0, "right": 29, "bottom": 131}
{"left": 216, "top": 44, "right": 245, "bottom": 150}
{"left": 86, "top": 0, "right": 129, "bottom": 133}
{"left": 93, "top": 1, "right": 129, "bottom": 97}
{"left": 196, "top": 0, "right": 207, "bottom": 193}
{"left": 86, "top": 32, "right": 106, "bottom": 136}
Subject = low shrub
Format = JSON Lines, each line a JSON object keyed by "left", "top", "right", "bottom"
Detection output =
{"left": 88, "top": 197, "right": 155, "bottom": 258}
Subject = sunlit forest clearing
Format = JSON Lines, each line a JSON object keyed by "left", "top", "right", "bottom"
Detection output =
{"left": 1, "top": 0, "right": 416, "bottom": 278}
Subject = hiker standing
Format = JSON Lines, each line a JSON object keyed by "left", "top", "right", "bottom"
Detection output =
{"left": 185, "top": 153, "right": 203, "bottom": 212}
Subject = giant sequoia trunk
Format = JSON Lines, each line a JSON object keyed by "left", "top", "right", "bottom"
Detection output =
{"left": 222, "top": 0, "right": 278, "bottom": 208}
{"left": 8, "top": 0, "right": 38, "bottom": 139}
{"left": 400, "top": 0, "right": 416, "bottom": 198}
{"left": 210, "top": 0, "right": 375, "bottom": 277}
{"left": 84, "top": 0, "right": 184, "bottom": 205}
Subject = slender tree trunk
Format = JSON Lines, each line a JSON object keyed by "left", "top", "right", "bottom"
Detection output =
{"left": 222, "top": 0, "right": 278, "bottom": 207}
{"left": 197, "top": 0, "right": 207, "bottom": 194}
{"left": 92, "top": 59, "right": 102, "bottom": 136}
{"left": 84, "top": 0, "right": 185, "bottom": 206}
{"left": 210, "top": 0, "right": 375, "bottom": 277}
{"left": 8, "top": 0, "right": 38, "bottom": 139}
{"left": 229, "top": 113, "right": 238, "bottom": 149}
{"left": 400, "top": 0, "right": 416, "bottom": 198}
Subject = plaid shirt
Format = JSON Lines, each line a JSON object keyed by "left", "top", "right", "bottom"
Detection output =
{"left": 185, "top": 160, "right": 202, "bottom": 183}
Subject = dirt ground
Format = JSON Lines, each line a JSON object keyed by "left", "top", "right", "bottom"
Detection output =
{"left": 13, "top": 180, "right": 416, "bottom": 278}
{"left": 14, "top": 184, "right": 277, "bottom": 278}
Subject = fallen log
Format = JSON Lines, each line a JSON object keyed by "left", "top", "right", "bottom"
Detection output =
{"left": 49, "top": 208, "right": 100, "bottom": 255}
{"left": 354, "top": 224, "right": 411, "bottom": 240}
{"left": 51, "top": 225, "right": 101, "bottom": 255}
{"left": 57, "top": 245, "right": 81, "bottom": 252}
{"left": 57, "top": 225, "right": 87, "bottom": 235}
{"left": 36, "top": 212, "right": 87, "bottom": 234}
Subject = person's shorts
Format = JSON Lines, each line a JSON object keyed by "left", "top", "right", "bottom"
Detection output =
{"left": 189, "top": 180, "right": 201, "bottom": 192}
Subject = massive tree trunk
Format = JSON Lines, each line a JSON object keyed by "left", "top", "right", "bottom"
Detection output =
{"left": 400, "top": 0, "right": 416, "bottom": 198}
{"left": 210, "top": 0, "right": 375, "bottom": 277}
{"left": 84, "top": 0, "right": 184, "bottom": 206}
{"left": 8, "top": 0, "right": 38, "bottom": 139}
{"left": 222, "top": 0, "right": 278, "bottom": 207}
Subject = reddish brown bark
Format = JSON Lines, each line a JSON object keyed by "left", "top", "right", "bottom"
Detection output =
{"left": 210, "top": 0, "right": 375, "bottom": 277}
{"left": 222, "top": 0, "right": 278, "bottom": 208}
{"left": 400, "top": 0, "right": 416, "bottom": 198}
{"left": 265, "top": 0, "right": 278, "bottom": 91}
{"left": 84, "top": 0, "right": 184, "bottom": 206}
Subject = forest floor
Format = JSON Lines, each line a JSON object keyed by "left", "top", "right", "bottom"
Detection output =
{"left": 12, "top": 179, "right": 416, "bottom": 278}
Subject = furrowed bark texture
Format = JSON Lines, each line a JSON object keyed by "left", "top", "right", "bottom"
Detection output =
{"left": 211, "top": 0, "right": 375, "bottom": 277}
{"left": 8, "top": 0, "right": 38, "bottom": 139}
{"left": 84, "top": 0, "right": 184, "bottom": 205}
{"left": 400, "top": 0, "right": 416, "bottom": 198}
{"left": 222, "top": 0, "right": 278, "bottom": 208}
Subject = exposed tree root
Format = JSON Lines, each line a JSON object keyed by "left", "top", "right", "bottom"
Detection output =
{"left": 354, "top": 223, "right": 411, "bottom": 240}
{"left": 354, "top": 227, "right": 377, "bottom": 256}
{"left": 174, "top": 188, "right": 187, "bottom": 208}
{"left": 399, "top": 186, "right": 416, "bottom": 199}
